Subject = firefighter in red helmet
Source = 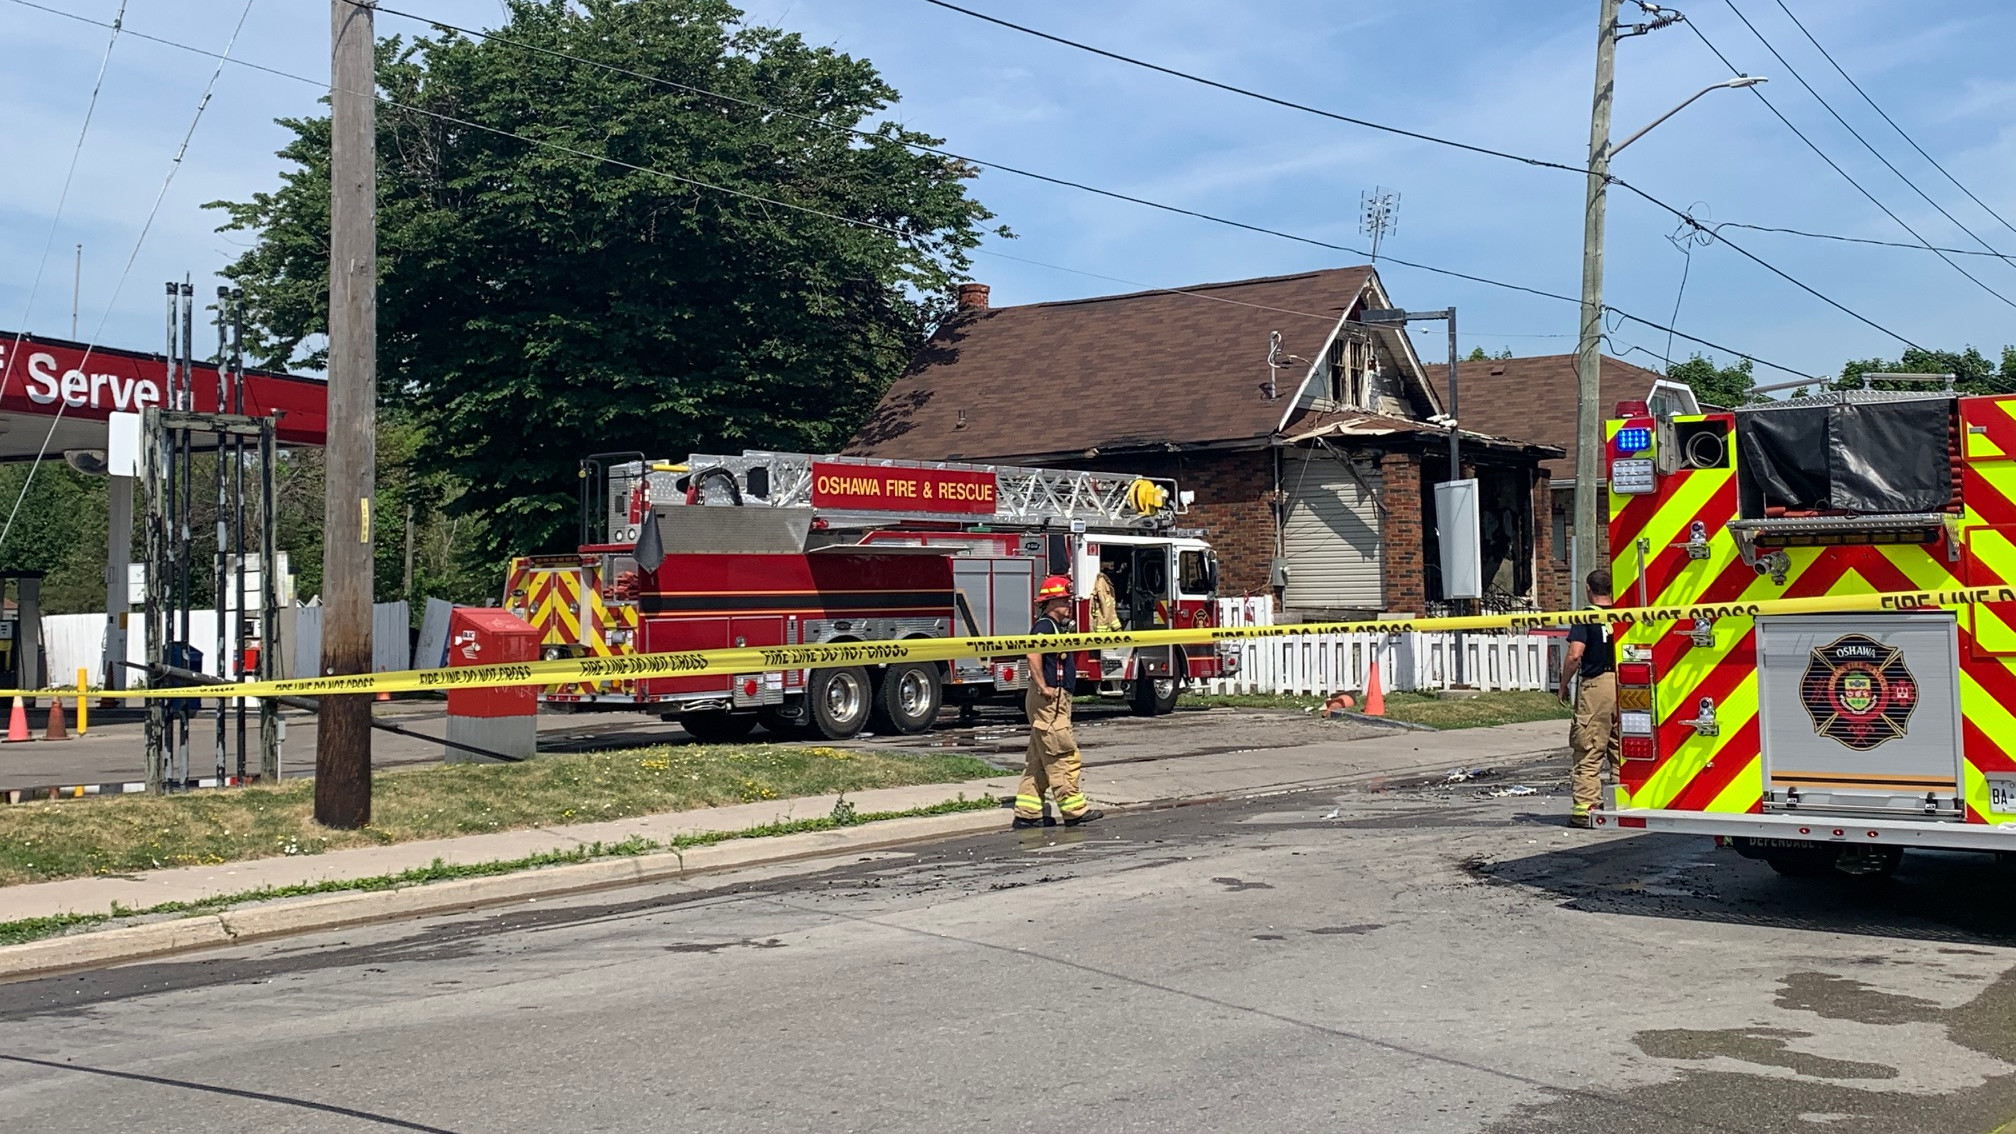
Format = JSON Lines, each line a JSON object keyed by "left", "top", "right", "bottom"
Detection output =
{"left": 1014, "top": 574, "right": 1104, "bottom": 829}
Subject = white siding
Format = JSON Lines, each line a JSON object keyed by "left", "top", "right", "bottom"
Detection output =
{"left": 1280, "top": 454, "right": 1383, "bottom": 612}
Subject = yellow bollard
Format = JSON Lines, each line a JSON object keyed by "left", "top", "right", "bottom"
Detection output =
{"left": 75, "top": 667, "right": 87, "bottom": 734}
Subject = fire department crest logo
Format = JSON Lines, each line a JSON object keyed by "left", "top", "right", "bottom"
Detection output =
{"left": 1799, "top": 634, "right": 1918, "bottom": 750}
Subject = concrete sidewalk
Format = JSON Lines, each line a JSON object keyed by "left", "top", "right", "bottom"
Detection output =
{"left": 1, "top": 719, "right": 1566, "bottom": 924}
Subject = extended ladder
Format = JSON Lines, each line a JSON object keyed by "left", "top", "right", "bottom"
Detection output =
{"left": 627, "top": 450, "right": 1181, "bottom": 532}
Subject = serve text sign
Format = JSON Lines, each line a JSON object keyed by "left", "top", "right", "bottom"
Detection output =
{"left": 810, "top": 461, "right": 997, "bottom": 514}
{"left": 0, "top": 334, "right": 331, "bottom": 445}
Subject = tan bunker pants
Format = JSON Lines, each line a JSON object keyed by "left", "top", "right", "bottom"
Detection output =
{"left": 1570, "top": 671, "right": 1620, "bottom": 815}
{"left": 1017, "top": 686, "right": 1088, "bottom": 820}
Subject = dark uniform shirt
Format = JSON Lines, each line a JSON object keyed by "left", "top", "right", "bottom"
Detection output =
{"left": 1031, "top": 616, "right": 1076, "bottom": 693}
{"left": 1568, "top": 620, "right": 1616, "bottom": 679}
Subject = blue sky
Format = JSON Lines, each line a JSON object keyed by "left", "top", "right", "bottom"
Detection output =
{"left": 4, "top": 0, "right": 2013, "bottom": 384}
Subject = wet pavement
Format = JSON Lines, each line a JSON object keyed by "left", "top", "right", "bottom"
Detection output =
{"left": 5, "top": 758, "right": 2014, "bottom": 1133}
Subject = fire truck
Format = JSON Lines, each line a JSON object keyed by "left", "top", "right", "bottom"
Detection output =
{"left": 504, "top": 451, "right": 1234, "bottom": 741}
{"left": 1591, "top": 378, "right": 2016, "bottom": 876}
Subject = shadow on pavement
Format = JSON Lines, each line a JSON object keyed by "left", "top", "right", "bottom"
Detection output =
{"left": 1471, "top": 828, "right": 2016, "bottom": 947}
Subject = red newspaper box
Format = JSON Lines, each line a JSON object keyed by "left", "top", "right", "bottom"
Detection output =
{"left": 444, "top": 608, "right": 539, "bottom": 763}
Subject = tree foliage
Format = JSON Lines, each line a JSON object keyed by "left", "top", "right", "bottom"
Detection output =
{"left": 1837, "top": 346, "right": 2016, "bottom": 396}
{"left": 210, "top": 0, "right": 996, "bottom": 556}
{"left": 1666, "top": 353, "right": 1756, "bottom": 409}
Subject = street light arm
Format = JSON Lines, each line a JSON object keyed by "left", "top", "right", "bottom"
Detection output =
{"left": 1608, "top": 76, "right": 1766, "bottom": 158}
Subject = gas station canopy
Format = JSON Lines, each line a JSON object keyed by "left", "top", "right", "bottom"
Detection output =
{"left": 0, "top": 332, "right": 328, "bottom": 460}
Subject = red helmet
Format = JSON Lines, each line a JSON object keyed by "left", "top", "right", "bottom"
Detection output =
{"left": 1035, "top": 574, "right": 1072, "bottom": 603}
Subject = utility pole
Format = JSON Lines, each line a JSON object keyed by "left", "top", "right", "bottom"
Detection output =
{"left": 318, "top": 0, "right": 376, "bottom": 829}
{"left": 1571, "top": 0, "right": 1619, "bottom": 612}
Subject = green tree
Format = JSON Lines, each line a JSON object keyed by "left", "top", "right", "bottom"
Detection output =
{"left": 1464, "top": 346, "right": 1513, "bottom": 361}
{"left": 1838, "top": 346, "right": 2016, "bottom": 396}
{"left": 210, "top": 0, "right": 997, "bottom": 557}
{"left": 1667, "top": 354, "right": 1756, "bottom": 409}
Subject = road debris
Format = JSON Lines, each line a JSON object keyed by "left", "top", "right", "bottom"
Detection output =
{"left": 1487, "top": 785, "right": 1538, "bottom": 798}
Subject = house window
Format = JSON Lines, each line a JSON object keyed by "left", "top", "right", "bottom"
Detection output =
{"left": 1552, "top": 506, "right": 1569, "bottom": 563}
{"left": 1327, "top": 335, "right": 1371, "bottom": 406}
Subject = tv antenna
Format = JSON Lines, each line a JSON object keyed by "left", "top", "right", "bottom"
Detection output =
{"left": 1360, "top": 187, "right": 1399, "bottom": 262}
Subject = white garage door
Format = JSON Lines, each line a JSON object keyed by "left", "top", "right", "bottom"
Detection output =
{"left": 1281, "top": 455, "right": 1383, "bottom": 613}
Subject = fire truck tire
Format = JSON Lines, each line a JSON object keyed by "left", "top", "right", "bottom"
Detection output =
{"left": 871, "top": 663, "right": 942, "bottom": 735}
{"left": 808, "top": 666, "right": 873, "bottom": 741}
{"left": 1129, "top": 674, "right": 1182, "bottom": 717}
{"left": 678, "top": 712, "right": 758, "bottom": 744}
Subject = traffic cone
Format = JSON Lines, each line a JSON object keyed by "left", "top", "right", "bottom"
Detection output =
{"left": 5, "top": 697, "right": 29, "bottom": 742}
{"left": 1363, "top": 661, "right": 1386, "bottom": 717}
{"left": 44, "top": 699, "right": 67, "bottom": 742}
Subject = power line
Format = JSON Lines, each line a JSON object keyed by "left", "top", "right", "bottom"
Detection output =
{"left": 1722, "top": 0, "right": 2015, "bottom": 267}
{"left": 9, "top": 0, "right": 1830, "bottom": 381}
{"left": 1766, "top": 0, "right": 2016, "bottom": 245}
{"left": 2, "top": 0, "right": 129, "bottom": 405}
{"left": 363, "top": 0, "right": 1858, "bottom": 370}
{"left": 1686, "top": 14, "right": 2016, "bottom": 313}
{"left": 0, "top": 0, "right": 258, "bottom": 552}
{"left": 1713, "top": 220, "right": 2012, "bottom": 257}
{"left": 906, "top": 0, "right": 1919, "bottom": 351}
{"left": 916, "top": 0, "right": 1589, "bottom": 177}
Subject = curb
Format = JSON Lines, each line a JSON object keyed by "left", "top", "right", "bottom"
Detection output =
{"left": 0, "top": 808, "right": 1008, "bottom": 984}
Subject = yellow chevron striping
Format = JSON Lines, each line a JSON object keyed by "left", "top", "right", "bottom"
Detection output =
{"left": 1611, "top": 468, "right": 1726, "bottom": 604}
{"left": 1704, "top": 754, "right": 1763, "bottom": 814}
{"left": 1959, "top": 670, "right": 2016, "bottom": 822}
{"left": 1637, "top": 671, "right": 1759, "bottom": 810}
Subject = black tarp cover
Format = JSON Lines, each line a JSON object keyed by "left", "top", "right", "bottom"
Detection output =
{"left": 1736, "top": 398, "right": 1951, "bottom": 513}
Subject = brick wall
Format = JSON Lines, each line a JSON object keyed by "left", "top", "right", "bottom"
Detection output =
{"left": 1379, "top": 452, "right": 1424, "bottom": 615}
{"left": 1057, "top": 450, "right": 1277, "bottom": 598}
{"left": 1532, "top": 470, "right": 1563, "bottom": 612}
{"left": 1548, "top": 483, "right": 1613, "bottom": 607}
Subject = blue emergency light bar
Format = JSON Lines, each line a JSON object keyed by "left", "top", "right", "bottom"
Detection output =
{"left": 1615, "top": 426, "right": 1652, "bottom": 453}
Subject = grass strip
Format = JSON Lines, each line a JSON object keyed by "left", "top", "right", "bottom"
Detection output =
{"left": 0, "top": 743, "right": 1001, "bottom": 886}
{"left": 0, "top": 793, "right": 998, "bottom": 948}
{"left": 1187, "top": 689, "right": 1572, "bottom": 730}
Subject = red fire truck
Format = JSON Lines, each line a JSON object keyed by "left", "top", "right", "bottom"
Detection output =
{"left": 505, "top": 451, "right": 1235, "bottom": 741}
{"left": 1591, "top": 378, "right": 2016, "bottom": 876}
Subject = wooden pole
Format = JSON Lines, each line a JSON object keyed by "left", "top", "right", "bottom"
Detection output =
{"left": 316, "top": 0, "right": 377, "bottom": 828}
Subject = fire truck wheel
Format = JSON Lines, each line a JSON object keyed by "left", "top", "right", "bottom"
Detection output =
{"left": 678, "top": 712, "right": 758, "bottom": 744}
{"left": 871, "top": 663, "right": 942, "bottom": 735}
{"left": 809, "top": 666, "right": 872, "bottom": 740}
{"left": 1129, "top": 675, "right": 1182, "bottom": 717}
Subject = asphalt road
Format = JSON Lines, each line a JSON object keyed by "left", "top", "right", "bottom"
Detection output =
{"left": 5, "top": 759, "right": 2015, "bottom": 1133}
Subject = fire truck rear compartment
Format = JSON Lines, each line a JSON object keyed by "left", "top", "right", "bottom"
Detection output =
{"left": 1755, "top": 612, "right": 1966, "bottom": 821}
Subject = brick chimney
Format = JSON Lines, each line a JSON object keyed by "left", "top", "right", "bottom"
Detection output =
{"left": 956, "top": 282, "right": 991, "bottom": 312}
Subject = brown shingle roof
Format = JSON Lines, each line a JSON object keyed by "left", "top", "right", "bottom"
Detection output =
{"left": 1452, "top": 353, "right": 1666, "bottom": 480}
{"left": 849, "top": 267, "right": 1380, "bottom": 462}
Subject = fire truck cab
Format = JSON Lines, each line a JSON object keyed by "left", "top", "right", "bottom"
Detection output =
{"left": 505, "top": 451, "right": 1235, "bottom": 741}
{"left": 1590, "top": 378, "right": 2016, "bottom": 877}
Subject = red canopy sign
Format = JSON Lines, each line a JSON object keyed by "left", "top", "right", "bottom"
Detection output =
{"left": 0, "top": 333, "right": 329, "bottom": 446}
{"left": 811, "top": 460, "right": 997, "bottom": 514}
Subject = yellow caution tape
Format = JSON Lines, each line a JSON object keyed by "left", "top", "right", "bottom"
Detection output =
{"left": 13, "top": 586, "right": 2009, "bottom": 702}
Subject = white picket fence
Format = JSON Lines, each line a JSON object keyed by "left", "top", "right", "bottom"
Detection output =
{"left": 1198, "top": 597, "right": 1566, "bottom": 696}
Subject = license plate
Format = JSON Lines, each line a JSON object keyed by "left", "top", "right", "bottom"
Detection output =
{"left": 1991, "top": 778, "right": 2016, "bottom": 813}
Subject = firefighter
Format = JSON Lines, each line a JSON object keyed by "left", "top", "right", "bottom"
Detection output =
{"left": 1091, "top": 568, "right": 1122, "bottom": 632}
{"left": 1014, "top": 574, "right": 1104, "bottom": 829}
{"left": 1558, "top": 567, "right": 1620, "bottom": 828}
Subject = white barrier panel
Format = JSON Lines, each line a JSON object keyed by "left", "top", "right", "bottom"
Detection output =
{"left": 1197, "top": 599, "right": 1568, "bottom": 696}
{"left": 40, "top": 602, "right": 412, "bottom": 688}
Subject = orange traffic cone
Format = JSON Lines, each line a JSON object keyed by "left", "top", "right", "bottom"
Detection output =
{"left": 1363, "top": 661, "right": 1386, "bottom": 717}
{"left": 44, "top": 699, "right": 67, "bottom": 742}
{"left": 5, "top": 697, "right": 30, "bottom": 742}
